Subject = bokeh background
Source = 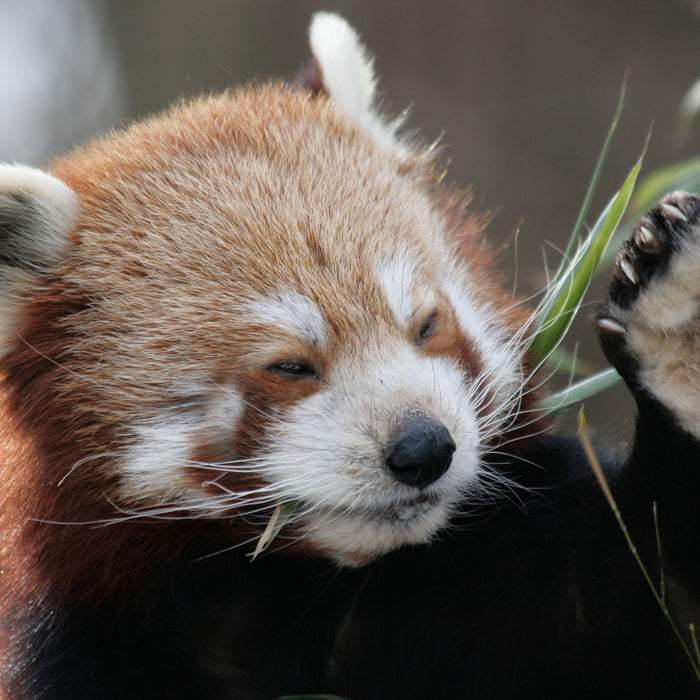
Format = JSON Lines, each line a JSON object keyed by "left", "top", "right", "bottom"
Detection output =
{"left": 4, "top": 0, "right": 700, "bottom": 440}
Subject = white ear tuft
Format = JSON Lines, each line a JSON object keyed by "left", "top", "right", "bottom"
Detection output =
{"left": 0, "top": 164, "right": 78, "bottom": 273}
{"left": 308, "top": 13, "right": 408, "bottom": 158}
{"left": 0, "top": 164, "right": 78, "bottom": 354}
{"left": 308, "top": 13, "right": 377, "bottom": 124}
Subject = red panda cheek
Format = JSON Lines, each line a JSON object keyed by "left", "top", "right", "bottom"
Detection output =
{"left": 454, "top": 330, "right": 484, "bottom": 382}
{"left": 418, "top": 305, "right": 484, "bottom": 381}
{"left": 230, "top": 370, "right": 322, "bottom": 457}
{"left": 413, "top": 307, "right": 495, "bottom": 424}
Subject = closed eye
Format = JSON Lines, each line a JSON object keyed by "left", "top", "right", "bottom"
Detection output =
{"left": 267, "top": 360, "right": 319, "bottom": 379}
{"left": 416, "top": 311, "right": 438, "bottom": 346}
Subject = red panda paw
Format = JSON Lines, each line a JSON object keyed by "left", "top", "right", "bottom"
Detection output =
{"left": 594, "top": 191, "right": 700, "bottom": 440}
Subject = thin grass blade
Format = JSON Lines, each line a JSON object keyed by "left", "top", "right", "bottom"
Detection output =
{"left": 559, "top": 78, "right": 627, "bottom": 268}
{"left": 578, "top": 408, "right": 700, "bottom": 684}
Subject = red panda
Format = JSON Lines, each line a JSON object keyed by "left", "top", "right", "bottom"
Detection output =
{"left": 1, "top": 12, "right": 700, "bottom": 700}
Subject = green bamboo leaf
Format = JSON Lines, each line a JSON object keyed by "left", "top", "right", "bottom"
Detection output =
{"left": 631, "top": 153, "right": 700, "bottom": 214}
{"left": 541, "top": 367, "right": 620, "bottom": 410}
{"left": 559, "top": 78, "right": 626, "bottom": 269}
{"left": 600, "top": 155, "right": 700, "bottom": 271}
{"left": 530, "top": 139, "right": 647, "bottom": 361}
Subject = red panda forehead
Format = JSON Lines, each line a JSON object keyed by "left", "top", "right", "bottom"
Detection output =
{"left": 237, "top": 265, "right": 440, "bottom": 357}
{"left": 51, "top": 84, "right": 452, "bottom": 334}
{"left": 53, "top": 84, "right": 445, "bottom": 283}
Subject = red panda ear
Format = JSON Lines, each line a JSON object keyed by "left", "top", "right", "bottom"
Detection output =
{"left": 307, "top": 13, "right": 411, "bottom": 160}
{"left": 295, "top": 57, "right": 326, "bottom": 97}
{"left": 0, "top": 164, "right": 78, "bottom": 353}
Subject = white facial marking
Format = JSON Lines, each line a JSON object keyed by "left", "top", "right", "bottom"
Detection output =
{"left": 200, "top": 384, "right": 246, "bottom": 434}
{"left": 246, "top": 291, "right": 328, "bottom": 346}
{"left": 120, "top": 385, "right": 244, "bottom": 512}
{"left": 377, "top": 254, "right": 440, "bottom": 331}
{"left": 377, "top": 255, "right": 415, "bottom": 329}
{"left": 442, "top": 266, "right": 525, "bottom": 421}
{"left": 122, "top": 419, "right": 199, "bottom": 503}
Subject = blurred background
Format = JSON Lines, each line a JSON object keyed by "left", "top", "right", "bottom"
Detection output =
{"left": 4, "top": 0, "right": 700, "bottom": 439}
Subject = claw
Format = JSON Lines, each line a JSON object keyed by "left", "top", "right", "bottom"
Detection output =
{"left": 618, "top": 257, "right": 639, "bottom": 285}
{"left": 661, "top": 202, "right": 688, "bottom": 223}
{"left": 634, "top": 225, "right": 660, "bottom": 251}
{"left": 596, "top": 317, "right": 625, "bottom": 335}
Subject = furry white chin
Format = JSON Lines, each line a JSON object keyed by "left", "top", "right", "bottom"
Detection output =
{"left": 299, "top": 494, "right": 453, "bottom": 567}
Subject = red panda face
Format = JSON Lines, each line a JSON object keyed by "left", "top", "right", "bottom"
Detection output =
{"left": 0, "top": 16, "right": 530, "bottom": 568}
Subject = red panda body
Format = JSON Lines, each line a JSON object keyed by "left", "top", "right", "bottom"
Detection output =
{"left": 1, "top": 13, "right": 700, "bottom": 699}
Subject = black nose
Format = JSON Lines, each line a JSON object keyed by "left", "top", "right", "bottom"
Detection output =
{"left": 385, "top": 415, "right": 456, "bottom": 488}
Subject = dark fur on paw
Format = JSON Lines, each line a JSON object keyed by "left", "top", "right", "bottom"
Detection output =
{"left": 607, "top": 191, "right": 700, "bottom": 311}
{"left": 593, "top": 191, "right": 700, "bottom": 437}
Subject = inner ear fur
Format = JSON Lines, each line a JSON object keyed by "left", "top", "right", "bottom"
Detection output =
{"left": 0, "top": 164, "right": 78, "bottom": 353}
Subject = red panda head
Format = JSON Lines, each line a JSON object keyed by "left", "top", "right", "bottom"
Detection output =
{"left": 0, "top": 14, "right": 533, "bottom": 580}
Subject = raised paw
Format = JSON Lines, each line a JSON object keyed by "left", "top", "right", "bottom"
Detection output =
{"left": 606, "top": 191, "right": 700, "bottom": 312}
{"left": 594, "top": 191, "right": 700, "bottom": 440}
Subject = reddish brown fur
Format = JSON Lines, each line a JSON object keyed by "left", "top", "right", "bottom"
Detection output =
{"left": 0, "top": 83, "right": 538, "bottom": 628}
